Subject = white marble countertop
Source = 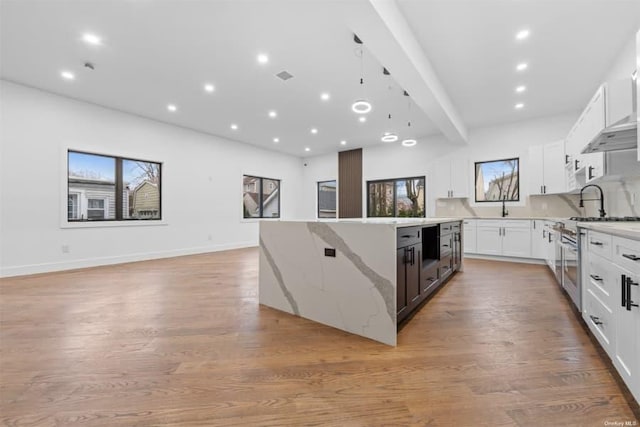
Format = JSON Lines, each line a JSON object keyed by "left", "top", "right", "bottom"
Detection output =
{"left": 320, "top": 218, "right": 463, "bottom": 227}
{"left": 577, "top": 222, "right": 640, "bottom": 240}
{"left": 460, "top": 216, "right": 566, "bottom": 221}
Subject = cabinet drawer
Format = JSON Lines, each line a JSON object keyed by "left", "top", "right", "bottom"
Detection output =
{"left": 477, "top": 220, "right": 500, "bottom": 227}
{"left": 462, "top": 219, "right": 476, "bottom": 227}
{"left": 422, "top": 264, "right": 440, "bottom": 296}
{"left": 439, "top": 256, "right": 453, "bottom": 281}
{"left": 587, "top": 253, "right": 615, "bottom": 303}
{"left": 440, "top": 234, "right": 453, "bottom": 256}
{"left": 440, "top": 222, "right": 456, "bottom": 235}
{"left": 613, "top": 236, "right": 640, "bottom": 275}
{"left": 584, "top": 288, "right": 615, "bottom": 356}
{"left": 587, "top": 230, "right": 612, "bottom": 260}
{"left": 397, "top": 226, "right": 421, "bottom": 248}
{"left": 451, "top": 222, "right": 461, "bottom": 233}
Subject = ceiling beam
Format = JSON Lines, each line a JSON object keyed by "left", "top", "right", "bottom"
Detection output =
{"left": 342, "top": 0, "right": 468, "bottom": 144}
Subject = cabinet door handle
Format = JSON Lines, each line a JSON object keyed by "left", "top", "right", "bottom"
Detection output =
{"left": 543, "top": 229, "right": 546, "bottom": 238}
{"left": 401, "top": 235, "right": 412, "bottom": 238}
{"left": 565, "top": 154, "right": 569, "bottom": 165}
{"left": 574, "top": 159, "right": 580, "bottom": 171}
{"left": 543, "top": 185, "right": 546, "bottom": 193}
{"left": 588, "top": 166, "right": 594, "bottom": 180}
{"left": 622, "top": 274, "right": 627, "bottom": 307}
{"left": 626, "top": 276, "right": 639, "bottom": 311}
{"left": 622, "top": 253, "right": 640, "bottom": 261}
{"left": 540, "top": 185, "right": 543, "bottom": 194}
{"left": 589, "top": 315, "right": 603, "bottom": 326}
{"left": 590, "top": 241, "right": 603, "bottom": 246}
{"left": 590, "top": 274, "right": 602, "bottom": 282}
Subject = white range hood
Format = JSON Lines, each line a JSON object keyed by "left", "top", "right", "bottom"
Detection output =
{"left": 581, "top": 116, "right": 637, "bottom": 153}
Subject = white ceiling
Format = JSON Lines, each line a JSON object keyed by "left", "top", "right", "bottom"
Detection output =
{"left": 398, "top": 0, "right": 640, "bottom": 128}
{"left": 1, "top": 0, "right": 639, "bottom": 157}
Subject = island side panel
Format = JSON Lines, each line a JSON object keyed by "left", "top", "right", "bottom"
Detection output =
{"left": 259, "top": 221, "right": 397, "bottom": 346}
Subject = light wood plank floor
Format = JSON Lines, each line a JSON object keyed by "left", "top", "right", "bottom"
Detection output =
{"left": 1, "top": 249, "right": 639, "bottom": 426}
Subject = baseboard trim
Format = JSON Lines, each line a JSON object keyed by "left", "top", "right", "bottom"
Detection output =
{"left": 0, "top": 241, "right": 256, "bottom": 278}
{"left": 464, "top": 253, "right": 546, "bottom": 265}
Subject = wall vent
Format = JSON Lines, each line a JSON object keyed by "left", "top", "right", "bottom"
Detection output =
{"left": 276, "top": 71, "right": 294, "bottom": 81}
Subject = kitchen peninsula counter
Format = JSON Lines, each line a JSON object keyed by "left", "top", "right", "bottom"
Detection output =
{"left": 259, "top": 218, "right": 463, "bottom": 346}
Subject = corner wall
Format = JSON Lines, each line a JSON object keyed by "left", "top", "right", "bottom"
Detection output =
{"left": 0, "top": 81, "right": 303, "bottom": 277}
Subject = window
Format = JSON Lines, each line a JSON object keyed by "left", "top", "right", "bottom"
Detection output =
{"left": 243, "top": 175, "right": 280, "bottom": 218}
{"left": 474, "top": 158, "right": 519, "bottom": 202}
{"left": 87, "top": 198, "right": 106, "bottom": 219}
{"left": 317, "top": 180, "right": 337, "bottom": 218}
{"left": 367, "top": 176, "right": 425, "bottom": 217}
{"left": 68, "top": 150, "right": 161, "bottom": 221}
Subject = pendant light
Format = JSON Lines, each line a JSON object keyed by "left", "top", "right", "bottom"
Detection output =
{"left": 401, "top": 91, "right": 417, "bottom": 147}
{"left": 351, "top": 34, "right": 372, "bottom": 115}
{"left": 381, "top": 68, "right": 398, "bottom": 142}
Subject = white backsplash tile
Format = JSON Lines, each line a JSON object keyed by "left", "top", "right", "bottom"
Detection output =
{"left": 435, "top": 177, "right": 640, "bottom": 219}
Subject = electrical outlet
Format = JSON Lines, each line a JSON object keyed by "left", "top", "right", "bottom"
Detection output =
{"left": 61, "top": 245, "right": 70, "bottom": 254}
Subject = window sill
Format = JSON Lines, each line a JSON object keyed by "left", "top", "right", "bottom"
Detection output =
{"left": 60, "top": 220, "right": 168, "bottom": 229}
{"left": 240, "top": 218, "right": 282, "bottom": 223}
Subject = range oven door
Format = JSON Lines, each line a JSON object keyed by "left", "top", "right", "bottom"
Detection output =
{"left": 561, "top": 235, "right": 580, "bottom": 310}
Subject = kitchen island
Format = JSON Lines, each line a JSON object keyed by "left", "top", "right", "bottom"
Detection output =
{"left": 259, "top": 218, "right": 463, "bottom": 346}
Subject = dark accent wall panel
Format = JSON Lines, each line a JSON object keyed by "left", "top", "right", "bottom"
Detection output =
{"left": 338, "top": 148, "right": 363, "bottom": 218}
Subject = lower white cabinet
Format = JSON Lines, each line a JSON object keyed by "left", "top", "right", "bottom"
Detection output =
{"left": 475, "top": 220, "right": 532, "bottom": 258}
{"left": 531, "top": 220, "right": 546, "bottom": 259}
{"left": 462, "top": 220, "right": 477, "bottom": 253}
{"left": 582, "top": 230, "right": 640, "bottom": 403}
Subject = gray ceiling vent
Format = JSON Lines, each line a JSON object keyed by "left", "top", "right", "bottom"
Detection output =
{"left": 276, "top": 71, "right": 294, "bottom": 81}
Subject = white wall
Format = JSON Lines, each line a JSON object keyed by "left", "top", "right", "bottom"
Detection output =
{"left": 299, "top": 152, "right": 337, "bottom": 220}
{"left": 0, "top": 81, "right": 303, "bottom": 277}
{"left": 603, "top": 35, "right": 637, "bottom": 82}
{"left": 298, "top": 112, "right": 578, "bottom": 219}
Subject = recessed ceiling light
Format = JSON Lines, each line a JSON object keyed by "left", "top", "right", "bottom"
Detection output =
{"left": 60, "top": 71, "right": 75, "bottom": 80}
{"left": 381, "top": 133, "right": 398, "bottom": 143}
{"left": 340, "top": 140, "right": 347, "bottom": 145}
{"left": 352, "top": 99, "right": 372, "bottom": 114}
{"left": 321, "top": 92, "right": 330, "bottom": 101}
{"left": 305, "top": 147, "right": 311, "bottom": 152}
{"left": 268, "top": 110, "right": 277, "bottom": 118}
{"left": 257, "top": 53, "right": 269, "bottom": 64}
{"left": 310, "top": 128, "right": 318, "bottom": 134}
{"left": 515, "top": 85, "right": 526, "bottom": 93}
{"left": 359, "top": 116, "right": 367, "bottom": 123}
{"left": 515, "top": 29, "right": 530, "bottom": 40}
{"left": 167, "top": 104, "right": 177, "bottom": 112}
{"left": 516, "top": 62, "right": 528, "bottom": 71}
{"left": 204, "top": 83, "right": 215, "bottom": 93}
{"left": 231, "top": 123, "right": 238, "bottom": 130}
{"left": 273, "top": 137, "right": 279, "bottom": 143}
{"left": 401, "top": 139, "right": 417, "bottom": 147}
{"left": 515, "top": 103, "right": 524, "bottom": 109}
{"left": 82, "top": 33, "right": 102, "bottom": 46}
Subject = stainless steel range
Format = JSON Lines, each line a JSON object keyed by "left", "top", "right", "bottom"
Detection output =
{"left": 555, "top": 216, "right": 640, "bottom": 311}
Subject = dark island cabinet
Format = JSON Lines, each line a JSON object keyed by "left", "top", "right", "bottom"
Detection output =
{"left": 396, "top": 227, "right": 421, "bottom": 322}
{"left": 397, "top": 221, "right": 462, "bottom": 325}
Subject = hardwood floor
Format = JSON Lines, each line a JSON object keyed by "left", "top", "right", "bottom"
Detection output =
{"left": 1, "top": 249, "right": 638, "bottom": 426}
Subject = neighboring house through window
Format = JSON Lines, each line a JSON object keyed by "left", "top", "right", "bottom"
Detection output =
{"left": 317, "top": 180, "right": 337, "bottom": 218}
{"left": 68, "top": 150, "right": 161, "bottom": 221}
{"left": 243, "top": 175, "right": 280, "bottom": 218}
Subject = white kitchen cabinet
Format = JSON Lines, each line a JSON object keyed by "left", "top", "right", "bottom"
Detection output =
{"left": 529, "top": 140, "right": 567, "bottom": 195}
{"left": 462, "top": 219, "right": 477, "bottom": 253}
{"left": 582, "top": 230, "right": 640, "bottom": 403}
{"left": 435, "top": 156, "right": 469, "bottom": 199}
{"left": 476, "top": 225, "right": 502, "bottom": 255}
{"left": 475, "top": 220, "right": 531, "bottom": 258}
{"left": 531, "top": 220, "right": 546, "bottom": 259}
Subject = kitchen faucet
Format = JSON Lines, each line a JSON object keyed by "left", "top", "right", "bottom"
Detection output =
{"left": 579, "top": 184, "right": 606, "bottom": 218}
{"left": 501, "top": 196, "right": 508, "bottom": 218}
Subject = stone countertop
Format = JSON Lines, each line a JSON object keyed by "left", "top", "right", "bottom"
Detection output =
{"left": 459, "top": 216, "right": 567, "bottom": 221}
{"left": 577, "top": 222, "right": 640, "bottom": 241}
{"left": 303, "top": 218, "right": 464, "bottom": 228}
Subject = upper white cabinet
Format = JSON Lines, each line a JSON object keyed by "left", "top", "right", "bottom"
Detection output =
{"left": 566, "top": 81, "right": 640, "bottom": 185}
{"left": 435, "top": 156, "right": 469, "bottom": 199}
{"left": 529, "top": 140, "right": 566, "bottom": 195}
